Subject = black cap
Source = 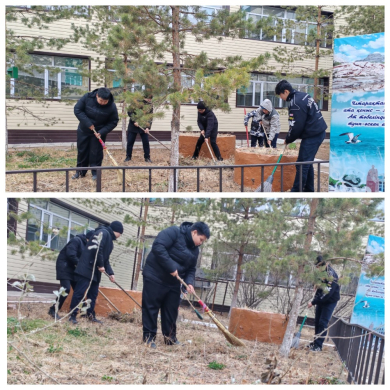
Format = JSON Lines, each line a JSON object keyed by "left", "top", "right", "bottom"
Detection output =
{"left": 197, "top": 101, "right": 206, "bottom": 110}
{"left": 315, "top": 255, "right": 325, "bottom": 266}
{"left": 110, "top": 221, "right": 124, "bottom": 234}
{"left": 86, "top": 230, "right": 95, "bottom": 240}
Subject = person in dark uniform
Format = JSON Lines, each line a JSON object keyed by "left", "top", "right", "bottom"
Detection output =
{"left": 307, "top": 256, "right": 340, "bottom": 352}
{"left": 48, "top": 231, "right": 95, "bottom": 320}
{"left": 73, "top": 87, "right": 119, "bottom": 181}
{"left": 192, "top": 102, "right": 223, "bottom": 161}
{"left": 142, "top": 221, "right": 210, "bottom": 348}
{"left": 124, "top": 97, "right": 153, "bottom": 163}
{"left": 275, "top": 80, "right": 327, "bottom": 192}
{"left": 68, "top": 221, "right": 123, "bottom": 324}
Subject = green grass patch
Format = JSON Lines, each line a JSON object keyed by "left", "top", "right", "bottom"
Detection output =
{"left": 47, "top": 344, "right": 63, "bottom": 354}
{"left": 24, "top": 153, "right": 52, "bottom": 163}
{"left": 19, "top": 318, "right": 48, "bottom": 332}
{"left": 101, "top": 375, "right": 114, "bottom": 382}
{"left": 67, "top": 328, "right": 88, "bottom": 338}
{"left": 16, "top": 151, "right": 35, "bottom": 158}
{"left": 208, "top": 361, "right": 225, "bottom": 370}
{"left": 7, "top": 317, "right": 19, "bottom": 335}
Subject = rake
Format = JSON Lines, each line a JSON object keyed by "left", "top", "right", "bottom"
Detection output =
{"left": 176, "top": 275, "right": 245, "bottom": 347}
{"left": 91, "top": 128, "right": 127, "bottom": 185}
{"left": 255, "top": 144, "right": 287, "bottom": 192}
{"left": 244, "top": 108, "right": 249, "bottom": 147}
{"left": 203, "top": 134, "right": 218, "bottom": 165}
{"left": 138, "top": 126, "right": 171, "bottom": 151}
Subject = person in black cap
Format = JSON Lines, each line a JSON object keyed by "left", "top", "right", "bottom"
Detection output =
{"left": 192, "top": 102, "right": 223, "bottom": 161}
{"left": 142, "top": 221, "right": 210, "bottom": 348}
{"left": 48, "top": 230, "right": 95, "bottom": 320}
{"left": 307, "top": 256, "right": 340, "bottom": 352}
{"left": 68, "top": 221, "right": 124, "bottom": 325}
{"left": 73, "top": 87, "right": 119, "bottom": 181}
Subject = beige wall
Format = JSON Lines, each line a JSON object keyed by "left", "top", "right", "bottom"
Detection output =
{"left": 6, "top": 6, "right": 335, "bottom": 138}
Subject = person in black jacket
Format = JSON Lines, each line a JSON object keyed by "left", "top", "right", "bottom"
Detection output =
{"left": 68, "top": 221, "right": 123, "bottom": 325}
{"left": 48, "top": 231, "right": 95, "bottom": 320}
{"left": 275, "top": 80, "right": 327, "bottom": 192}
{"left": 307, "top": 256, "right": 340, "bottom": 352}
{"left": 192, "top": 102, "right": 223, "bottom": 161}
{"left": 124, "top": 97, "right": 153, "bottom": 163}
{"left": 73, "top": 87, "right": 119, "bottom": 181}
{"left": 142, "top": 221, "right": 210, "bottom": 348}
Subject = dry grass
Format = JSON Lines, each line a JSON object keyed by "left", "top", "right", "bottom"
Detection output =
{"left": 7, "top": 303, "right": 348, "bottom": 385}
{"left": 5, "top": 143, "right": 329, "bottom": 192}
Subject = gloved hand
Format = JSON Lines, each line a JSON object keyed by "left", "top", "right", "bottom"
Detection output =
{"left": 244, "top": 122, "right": 248, "bottom": 127}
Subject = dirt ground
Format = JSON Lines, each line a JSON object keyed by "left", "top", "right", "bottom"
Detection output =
{"left": 7, "top": 303, "right": 348, "bottom": 385}
{"left": 5, "top": 143, "right": 329, "bottom": 192}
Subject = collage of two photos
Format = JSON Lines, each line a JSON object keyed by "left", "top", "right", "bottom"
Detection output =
{"left": 6, "top": 5, "right": 385, "bottom": 386}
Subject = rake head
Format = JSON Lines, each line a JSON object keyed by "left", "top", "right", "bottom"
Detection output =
{"left": 255, "top": 175, "right": 274, "bottom": 192}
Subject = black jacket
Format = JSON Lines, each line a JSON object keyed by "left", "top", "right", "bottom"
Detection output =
{"left": 74, "top": 226, "right": 115, "bottom": 283}
{"left": 143, "top": 222, "right": 198, "bottom": 288}
{"left": 312, "top": 265, "right": 340, "bottom": 305}
{"left": 285, "top": 90, "right": 327, "bottom": 144}
{"left": 197, "top": 109, "right": 218, "bottom": 138}
{"left": 55, "top": 234, "right": 87, "bottom": 281}
{"left": 127, "top": 101, "right": 153, "bottom": 134}
{"left": 74, "top": 89, "right": 119, "bottom": 136}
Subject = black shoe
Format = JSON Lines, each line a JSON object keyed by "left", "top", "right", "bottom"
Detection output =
{"left": 48, "top": 306, "right": 61, "bottom": 321}
{"left": 309, "top": 345, "right": 322, "bottom": 352}
{"left": 191, "top": 156, "right": 198, "bottom": 160}
{"left": 72, "top": 172, "right": 84, "bottom": 179}
{"left": 164, "top": 337, "right": 182, "bottom": 346}
{"left": 69, "top": 316, "right": 78, "bottom": 325}
{"left": 217, "top": 157, "right": 224, "bottom": 161}
{"left": 87, "top": 313, "right": 103, "bottom": 324}
{"left": 145, "top": 340, "right": 157, "bottom": 349}
{"left": 124, "top": 156, "right": 131, "bottom": 162}
{"left": 145, "top": 158, "right": 152, "bottom": 163}
{"left": 306, "top": 341, "right": 315, "bottom": 349}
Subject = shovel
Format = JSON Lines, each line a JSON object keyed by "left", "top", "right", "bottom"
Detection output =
{"left": 291, "top": 314, "right": 308, "bottom": 349}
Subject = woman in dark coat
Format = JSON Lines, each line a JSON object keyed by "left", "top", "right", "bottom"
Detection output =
{"left": 73, "top": 87, "right": 119, "bottom": 180}
{"left": 48, "top": 232, "right": 93, "bottom": 320}
{"left": 68, "top": 221, "right": 123, "bottom": 324}
{"left": 142, "top": 221, "right": 210, "bottom": 348}
{"left": 124, "top": 98, "right": 153, "bottom": 163}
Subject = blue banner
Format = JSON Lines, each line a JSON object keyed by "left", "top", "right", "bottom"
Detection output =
{"left": 350, "top": 235, "right": 384, "bottom": 335}
{"left": 329, "top": 33, "right": 385, "bottom": 192}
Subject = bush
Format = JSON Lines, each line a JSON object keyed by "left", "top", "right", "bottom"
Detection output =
{"left": 208, "top": 361, "right": 225, "bottom": 370}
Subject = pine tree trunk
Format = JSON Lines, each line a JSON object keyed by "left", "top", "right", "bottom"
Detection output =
{"left": 279, "top": 198, "right": 319, "bottom": 357}
{"left": 132, "top": 198, "right": 149, "bottom": 290}
{"left": 5, "top": 112, "right": 8, "bottom": 155}
{"left": 314, "top": 6, "right": 322, "bottom": 101}
{"left": 122, "top": 107, "right": 127, "bottom": 151}
{"left": 229, "top": 246, "right": 245, "bottom": 317}
{"left": 168, "top": 6, "right": 181, "bottom": 192}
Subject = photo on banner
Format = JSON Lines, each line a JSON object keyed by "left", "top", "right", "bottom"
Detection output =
{"left": 329, "top": 32, "right": 384, "bottom": 192}
{"left": 350, "top": 235, "right": 384, "bottom": 335}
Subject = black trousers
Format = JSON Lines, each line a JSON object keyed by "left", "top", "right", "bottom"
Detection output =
{"left": 142, "top": 276, "right": 181, "bottom": 343}
{"left": 192, "top": 133, "right": 221, "bottom": 159}
{"left": 126, "top": 131, "right": 150, "bottom": 159}
{"left": 251, "top": 134, "right": 264, "bottom": 147}
{"left": 76, "top": 128, "right": 107, "bottom": 176}
{"left": 314, "top": 302, "right": 337, "bottom": 348}
{"left": 69, "top": 275, "right": 99, "bottom": 317}
{"left": 50, "top": 279, "right": 77, "bottom": 311}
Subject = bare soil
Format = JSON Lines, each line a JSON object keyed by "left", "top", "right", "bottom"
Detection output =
{"left": 7, "top": 303, "right": 348, "bottom": 385}
{"left": 5, "top": 143, "right": 329, "bottom": 192}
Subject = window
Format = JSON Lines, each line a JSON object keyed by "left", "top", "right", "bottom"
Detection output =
{"left": 237, "top": 73, "right": 326, "bottom": 109}
{"left": 242, "top": 6, "right": 331, "bottom": 47}
{"left": 26, "top": 201, "right": 99, "bottom": 251}
{"left": 7, "top": 54, "right": 89, "bottom": 100}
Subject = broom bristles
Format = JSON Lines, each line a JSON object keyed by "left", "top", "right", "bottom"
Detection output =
{"left": 206, "top": 311, "right": 245, "bottom": 347}
{"left": 255, "top": 175, "right": 274, "bottom": 192}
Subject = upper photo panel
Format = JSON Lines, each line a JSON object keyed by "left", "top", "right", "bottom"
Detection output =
{"left": 5, "top": 6, "right": 384, "bottom": 193}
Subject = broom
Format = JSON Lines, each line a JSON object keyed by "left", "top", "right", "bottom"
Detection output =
{"left": 203, "top": 134, "right": 217, "bottom": 165}
{"left": 176, "top": 275, "right": 245, "bottom": 347}
{"left": 255, "top": 144, "right": 287, "bottom": 192}
{"left": 91, "top": 128, "right": 126, "bottom": 185}
{"left": 291, "top": 314, "right": 308, "bottom": 349}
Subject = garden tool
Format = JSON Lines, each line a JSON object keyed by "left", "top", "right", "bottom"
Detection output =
{"left": 291, "top": 314, "right": 308, "bottom": 349}
{"left": 244, "top": 108, "right": 249, "bottom": 147}
{"left": 203, "top": 134, "right": 217, "bottom": 165}
{"left": 138, "top": 126, "right": 171, "bottom": 151}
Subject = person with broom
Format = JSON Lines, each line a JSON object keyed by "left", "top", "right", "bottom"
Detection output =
{"left": 192, "top": 102, "right": 223, "bottom": 161}
{"left": 142, "top": 221, "right": 210, "bottom": 348}
{"left": 244, "top": 99, "right": 280, "bottom": 148}
{"left": 307, "top": 256, "right": 340, "bottom": 352}
{"left": 73, "top": 87, "right": 119, "bottom": 181}
{"left": 68, "top": 221, "right": 123, "bottom": 325}
{"left": 275, "top": 80, "right": 327, "bottom": 192}
{"left": 124, "top": 94, "right": 153, "bottom": 163}
{"left": 48, "top": 230, "right": 95, "bottom": 320}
